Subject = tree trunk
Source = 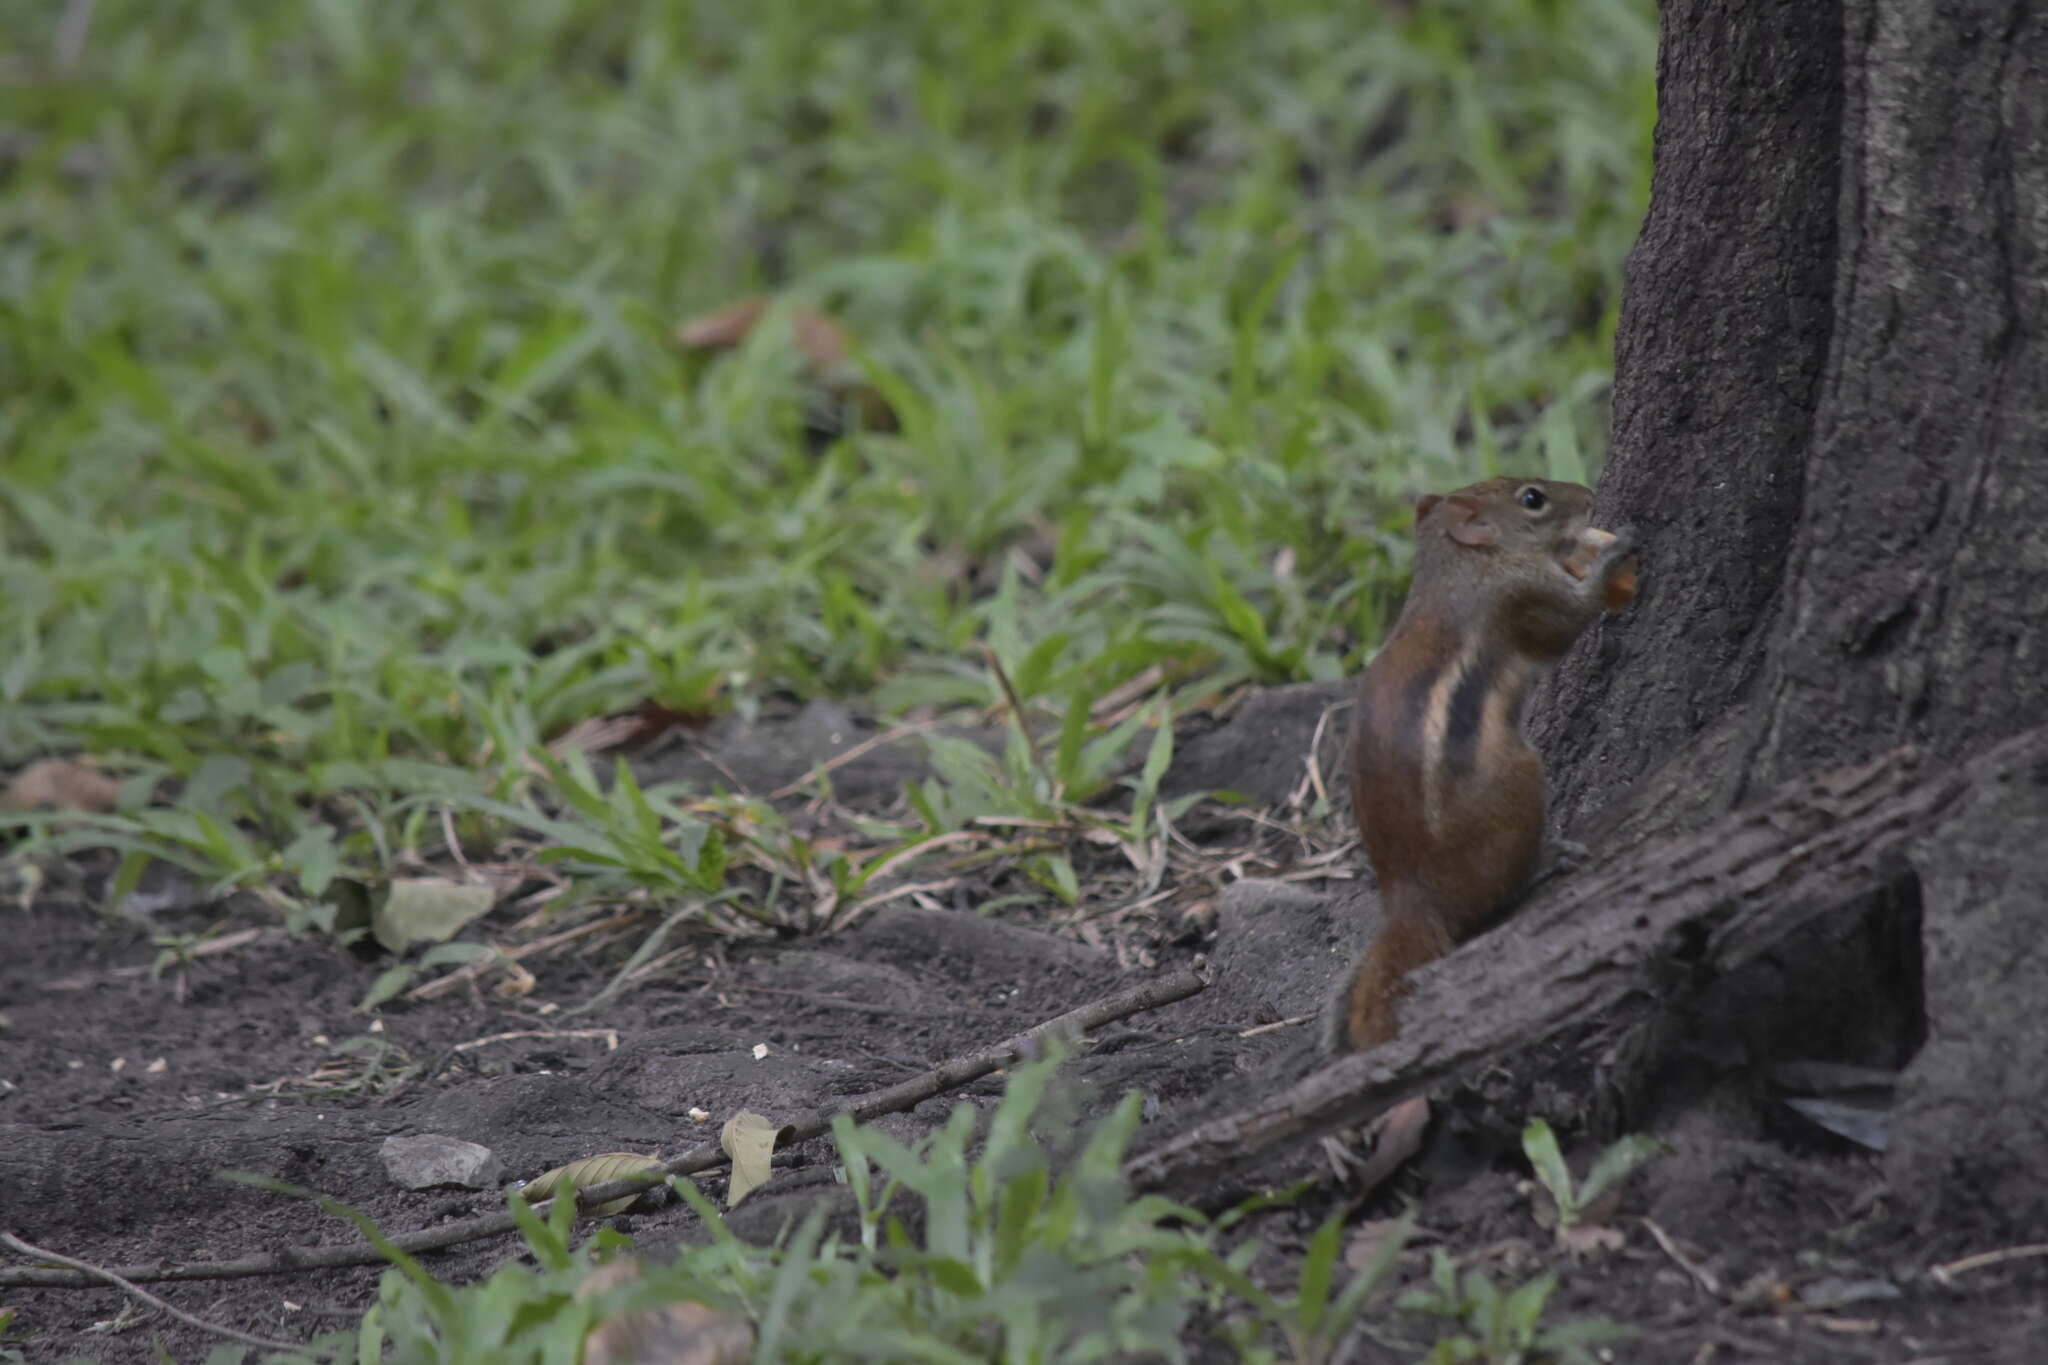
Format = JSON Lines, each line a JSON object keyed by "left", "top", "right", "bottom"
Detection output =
{"left": 1534, "top": 0, "right": 2048, "bottom": 1228}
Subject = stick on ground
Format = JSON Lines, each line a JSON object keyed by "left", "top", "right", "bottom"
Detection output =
{"left": 0, "top": 1233, "right": 305, "bottom": 1352}
{"left": 0, "top": 961, "right": 1210, "bottom": 1290}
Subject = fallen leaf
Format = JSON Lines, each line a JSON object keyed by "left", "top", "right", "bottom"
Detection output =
{"left": 1, "top": 758, "right": 122, "bottom": 813}
{"left": 221, "top": 394, "right": 274, "bottom": 444}
{"left": 1559, "top": 1222, "right": 1627, "bottom": 1258}
{"left": 673, "top": 296, "right": 896, "bottom": 433}
{"left": 719, "top": 1110, "right": 785, "bottom": 1207}
{"left": 673, "top": 296, "right": 847, "bottom": 371}
{"left": 1344, "top": 1218, "right": 1411, "bottom": 1271}
{"left": 673, "top": 296, "right": 768, "bottom": 349}
{"left": 371, "top": 878, "right": 496, "bottom": 954}
{"left": 1340, "top": 1095, "right": 1432, "bottom": 1200}
{"left": 491, "top": 960, "right": 537, "bottom": 999}
{"left": 1730, "top": 1270, "right": 1794, "bottom": 1311}
{"left": 521, "top": 1153, "right": 664, "bottom": 1218}
{"left": 1442, "top": 192, "right": 1499, "bottom": 231}
{"left": 550, "top": 697, "right": 719, "bottom": 759}
{"left": 580, "top": 1259, "right": 755, "bottom": 1365}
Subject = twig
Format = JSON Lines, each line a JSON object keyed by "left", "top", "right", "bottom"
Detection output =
{"left": 767, "top": 718, "right": 944, "bottom": 800}
{"left": 849, "top": 832, "right": 980, "bottom": 890}
{"left": 675, "top": 976, "right": 993, "bottom": 1019}
{"left": 607, "top": 944, "right": 699, "bottom": 996}
{"left": 1291, "top": 696, "right": 1352, "bottom": 813}
{"left": 44, "top": 928, "right": 274, "bottom": 990}
{"left": 1089, "top": 664, "right": 1172, "bottom": 728}
{"left": 1930, "top": 1242, "right": 2048, "bottom": 1286}
{"left": 404, "top": 908, "right": 650, "bottom": 1001}
{"left": 439, "top": 807, "right": 473, "bottom": 874}
{"left": 0, "top": 963, "right": 1211, "bottom": 1289}
{"left": 1643, "top": 1217, "right": 1723, "bottom": 1296}
{"left": 840, "top": 876, "right": 965, "bottom": 927}
{"left": 1078, "top": 884, "right": 1176, "bottom": 924}
{"left": 1238, "top": 1014, "right": 1313, "bottom": 1039}
{"left": 980, "top": 644, "right": 1050, "bottom": 785}
{"left": 0, "top": 1233, "right": 302, "bottom": 1352}
{"left": 452, "top": 1028, "right": 620, "bottom": 1053}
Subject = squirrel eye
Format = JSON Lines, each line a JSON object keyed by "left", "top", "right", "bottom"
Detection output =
{"left": 1517, "top": 486, "right": 1547, "bottom": 511}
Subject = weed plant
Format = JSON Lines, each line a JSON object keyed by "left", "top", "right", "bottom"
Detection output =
{"left": 2, "top": 1, "right": 1655, "bottom": 920}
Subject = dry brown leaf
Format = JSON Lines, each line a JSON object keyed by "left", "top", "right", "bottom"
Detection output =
{"left": 1559, "top": 1222, "right": 1627, "bottom": 1259}
{"left": 674, "top": 296, "right": 767, "bottom": 350}
{"left": 673, "top": 296, "right": 896, "bottom": 433}
{"left": 1, "top": 758, "right": 122, "bottom": 813}
{"left": 1343, "top": 1217, "right": 1411, "bottom": 1271}
{"left": 1443, "top": 192, "right": 1499, "bottom": 231}
{"left": 1343, "top": 1095, "right": 1432, "bottom": 1199}
{"left": 490, "top": 959, "right": 537, "bottom": 999}
{"left": 220, "top": 394, "right": 274, "bottom": 444}
{"left": 673, "top": 296, "right": 848, "bottom": 371}
{"left": 719, "top": 1110, "right": 785, "bottom": 1208}
{"left": 580, "top": 1259, "right": 755, "bottom": 1365}
{"left": 520, "top": 1152, "right": 663, "bottom": 1217}
{"left": 550, "top": 697, "right": 719, "bottom": 759}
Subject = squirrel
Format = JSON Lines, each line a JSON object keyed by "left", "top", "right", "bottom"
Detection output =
{"left": 1325, "top": 477, "right": 1638, "bottom": 1055}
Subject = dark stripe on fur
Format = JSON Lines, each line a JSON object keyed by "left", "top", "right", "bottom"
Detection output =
{"left": 1443, "top": 648, "right": 1494, "bottom": 775}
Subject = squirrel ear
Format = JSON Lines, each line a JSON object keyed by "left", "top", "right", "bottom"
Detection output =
{"left": 1441, "top": 496, "right": 1500, "bottom": 548}
{"left": 1414, "top": 493, "right": 1442, "bottom": 524}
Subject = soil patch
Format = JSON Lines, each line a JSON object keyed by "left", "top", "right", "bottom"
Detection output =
{"left": 3, "top": 690, "right": 2043, "bottom": 1362}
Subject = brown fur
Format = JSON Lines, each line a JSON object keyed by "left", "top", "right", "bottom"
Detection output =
{"left": 1327, "top": 477, "right": 1636, "bottom": 1053}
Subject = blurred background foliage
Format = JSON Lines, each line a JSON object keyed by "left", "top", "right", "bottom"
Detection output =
{"left": 0, "top": 0, "right": 1655, "bottom": 892}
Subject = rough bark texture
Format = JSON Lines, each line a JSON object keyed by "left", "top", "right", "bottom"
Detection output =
{"left": 1750, "top": 1, "right": 2048, "bottom": 789}
{"left": 1891, "top": 754, "right": 2048, "bottom": 1228}
{"left": 1129, "top": 730, "right": 2048, "bottom": 1198}
{"left": 1535, "top": 0, "right": 1844, "bottom": 839}
{"left": 1526, "top": 0, "right": 2048, "bottom": 1229}
{"left": 1544, "top": 0, "right": 2048, "bottom": 825}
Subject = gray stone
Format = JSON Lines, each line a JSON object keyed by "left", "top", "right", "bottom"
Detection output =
{"left": 380, "top": 1133, "right": 503, "bottom": 1191}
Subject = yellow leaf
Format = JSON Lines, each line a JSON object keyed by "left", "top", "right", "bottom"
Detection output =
{"left": 719, "top": 1110, "right": 786, "bottom": 1208}
{"left": 520, "top": 1152, "right": 663, "bottom": 1218}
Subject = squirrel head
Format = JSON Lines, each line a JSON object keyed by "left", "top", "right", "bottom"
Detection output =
{"left": 1413, "top": 476, "right": 1599, "bottom": 572}
{"left": 1407, "top": 477, "right": 1634, "bottom": 650}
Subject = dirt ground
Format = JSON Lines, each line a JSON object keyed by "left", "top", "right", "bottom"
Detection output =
{"left": 3, "top": 686, "right": 2044, "bottom": 1363}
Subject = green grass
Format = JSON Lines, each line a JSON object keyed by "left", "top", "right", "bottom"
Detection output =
{"left": 1, "top": 0, "right": 1655, "bottom": 912}
{"left": 200, "top": 1052, "right": 1627, "bottom": 1365}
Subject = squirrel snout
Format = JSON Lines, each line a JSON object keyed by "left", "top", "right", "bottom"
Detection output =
{"left": 1560, "top": 526, "right": 1617, "bottom": 580}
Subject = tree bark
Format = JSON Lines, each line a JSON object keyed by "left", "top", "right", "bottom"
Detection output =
{"left": 1129, "top": 728, "right": 2048, "bottom": 1198}
{"left": 1530, "top": 0, "right": 2048, "bottom": 1228}
{"left": 1537, "top": 0, "right": 1843, "bottom": 841}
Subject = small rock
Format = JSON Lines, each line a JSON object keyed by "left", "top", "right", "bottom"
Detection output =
{"left": 381, "top": 1134, "right": 503, "bottom": 1190}
{"left": 1210, "top": 878, "right": 1351, "bottom": 1022}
